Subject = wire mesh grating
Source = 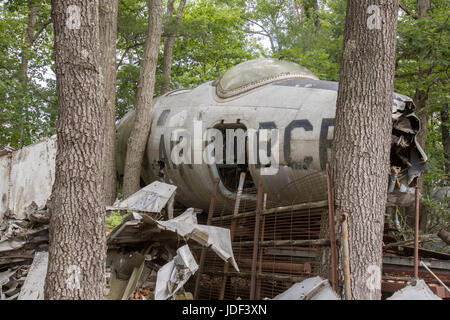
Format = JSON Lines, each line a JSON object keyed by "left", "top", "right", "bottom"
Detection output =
{"left": 187, "top": 171, "right": 330, "bottom": 300}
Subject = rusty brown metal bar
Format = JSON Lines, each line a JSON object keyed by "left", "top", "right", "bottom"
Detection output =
{"left": 194, "top": 178, "right": 220, "bottom": 299}
{"left": 340, "top": 211, "right": 352, "bottom": 300}
{"left": 438, "top": 229, "right": 450, "bottom": 245}
{"left": 250, "top": 180, "right": 263, "bottom": 300}
{"left": 232, "top": 239, "right": 331, "bottom": 248}
{"left": 239, "top": 259, "right": 311, "bottom": 274}
{"left": 414, "top": 188, "right": 421, "bottom": 279}
{"left": 218, "top": 172, "right": 246, "bottom": 300}
{"left": 326, "top": 163, "right": 338, "bottom": 292}
{"left": 255, "top": 212, "right": 266, "bottom": 300}
{"left": 420, "top": 261, "right": 450, "bottom": 293}
{"left": 203, "top": 270, "right": 308, "bottom": 282}
{"left": 209, "top": 200, "right": 328, "bottom": 222}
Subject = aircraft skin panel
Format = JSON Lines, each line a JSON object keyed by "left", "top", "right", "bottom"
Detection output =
{"left": 115, "top": 81, "right": 338, "bottom": 209}
{"left": 116, "top": 76, "right": 425, "bottom": 210}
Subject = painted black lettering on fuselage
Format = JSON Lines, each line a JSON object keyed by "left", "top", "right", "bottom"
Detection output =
{"left": 256, "top": 121, "right": 277, "bottom": 168}
{"left": 158, "top": 118, "right": 335, "bottom": 171}
{"left": 284, "top": 119, "right": 314, "bottom": 170}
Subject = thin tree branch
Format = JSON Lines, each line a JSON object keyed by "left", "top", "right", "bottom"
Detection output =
{"left": 31, "top": 19, "right": 51, "bottom": 43}
{"left": 399, "top": 2, "right": 417, "bottom": 19}
{"left": 116, "top": 41, "right": 145, "bottom": 70}
{"left": 395, "top": 67, "right": 433, "bottom": 78}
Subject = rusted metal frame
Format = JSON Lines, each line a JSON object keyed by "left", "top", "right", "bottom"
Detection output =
{"left": 239, "top": 258, "right": 312, "bottom": 274}
{"left": 256, "top": 212, "right": 266, "bottom": 300}
{"left": 340, "top": 211, "right": 352, "bottom": 300}
{"left": 414, "top": 188, "right": 421, "bottom": 279}
{"left": 218, "top": 172, "right": 246, "bottom": 300}
{"left": 194, "top": 178, "right": 220, "bottom": 300}
{"left": 209, "top": 200, "right": 328, "bottom": 222}
{"left": 203, "top": 270, "right": 308, "bottom": 282}
{"left": 250, "top": 181, "right": 264, "bottom": 300}
{"left": 326, "top": 163, "right": 338, "bottom": 292}
{"left": 419, "top": 261, "right": 450, "bottom": 293}
{"left": 382, "top": 272, "right": 448, "bottom": 284}
{"left": 232, "top": 239, "right": 331, "bottom": 248}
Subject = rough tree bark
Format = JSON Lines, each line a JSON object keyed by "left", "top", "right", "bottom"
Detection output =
{"left": 122, "top": 0, "right": 164, "bottom": 198}
{"left": 441, "top": 104, "right": 450, "bottom": 176}
{"left": 332, "top": 0, "right": 399, "bottom": 300}
{"left": 45, "top": 0, "right": 106, "bottom": 300}
{"left": 161, "top": 0, "right": 186, "bottom": 94}
{"left": 417, "top": 0, "right": 431, "bottom": 15}
{"left": 311, "top": 0, "right": 321, "bottom": 28}
{"left": 99, "top": 0, "right": 119, "bottom": 205}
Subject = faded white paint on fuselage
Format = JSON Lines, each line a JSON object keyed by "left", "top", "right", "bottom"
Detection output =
{"left": 117, "top": 79, "right": 340, "bottom": 210}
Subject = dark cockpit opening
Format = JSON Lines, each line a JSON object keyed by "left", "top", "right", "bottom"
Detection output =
{"left": 213, "top": 122, "right": 256, "bottom": 192}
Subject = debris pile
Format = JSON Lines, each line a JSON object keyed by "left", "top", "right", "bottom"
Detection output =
{"left": 106, "top": 182, "right": 239, "bottom": 300}
{"left": 381, "top": 217, "right": 450, "bottom": 299}
{"left": 0, "top": 202, "right": 49, "bottom": 300}
{"left": 0, "top": 178, "right": 446, "bottom": 300}
{"left": 106, "top": 208, "right": 239, "bottom": 300}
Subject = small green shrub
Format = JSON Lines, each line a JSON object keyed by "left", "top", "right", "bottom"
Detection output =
{"left": 106, "top": 211, "right": 125, "bottom": 231}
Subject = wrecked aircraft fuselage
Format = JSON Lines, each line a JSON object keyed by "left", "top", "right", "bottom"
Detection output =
{"left": 115, "top": 58, "right": 427, "bottom": 210}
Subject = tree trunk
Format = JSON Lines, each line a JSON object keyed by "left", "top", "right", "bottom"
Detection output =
{"left": 122, "top": 0, "right": 164, "bottom": 198}
{"left": 45, "top": 0, "right": 106, "bottom": 300}
{"left": 332, "top": 0, "right": 399, "bottom": 300}
{"left": 99, "top": 0, "right": 119, "bottom": 205}
{"left": 165, "top": 0, "right": 175, "bottom": 28}
{"left": 293, "top": 0, "right": 301, "bottom": 19}
{"left": 414, "top": 88, "right": 429, "bottom": 189}
{"left": 161, "top": 0, "right": 186, "bottom": 94}
{"left": 413, "top": 0, "right": 431, "bottom": 168}
{"left": 441, "top": 104, "right": 450, "bottom": 176}
{"left": 408, "top": 0, "right": 432, "bottom": 230}
{"left": 18, "top": 1, "right": 42, "bottom": 148}
{"left": 311, "top": 0, "right": 321, "bottom": 28}
{"left": 417, "top": 0, "right": 431, "bottom": 16}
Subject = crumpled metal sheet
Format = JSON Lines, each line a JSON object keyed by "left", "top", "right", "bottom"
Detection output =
{"left": 154, "top": 245, "right": 198, "bottom": 300}
{"left": 0, "top": 203, "right": 50, "bottom": 300}
{"left": 0, "top": 224, "right": 49, "bottom": 253}
{"left": 0, "top": 239, "right": 27, "bottom": 253}
{"left": 272, "top": 276, "right": 340, "bottom": 300}
{"left": 0, "top": 205, "right": 49, "bottom": 254}
{"left": 0, "top": 269, "right": 16, "bottom": 287}
{"left": 387, "top": 94, "right": 428, "bottom": 205}
{"left": 387, "top": 279, "right": 441, "bottom": 300}
{"left": 107, "top": 208, "right": 239, "bottom": 272}
{"left": 0, "top": 269, "right": 18, "bottom": 300}
{"left": 389, "top": 93, "right": 428, "bottom": 193}
{"left": 106, "top": 181, "right": 176, "bottom": 213}
{"left": 157, "top": 208, "right": 239, "bottom": 272}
